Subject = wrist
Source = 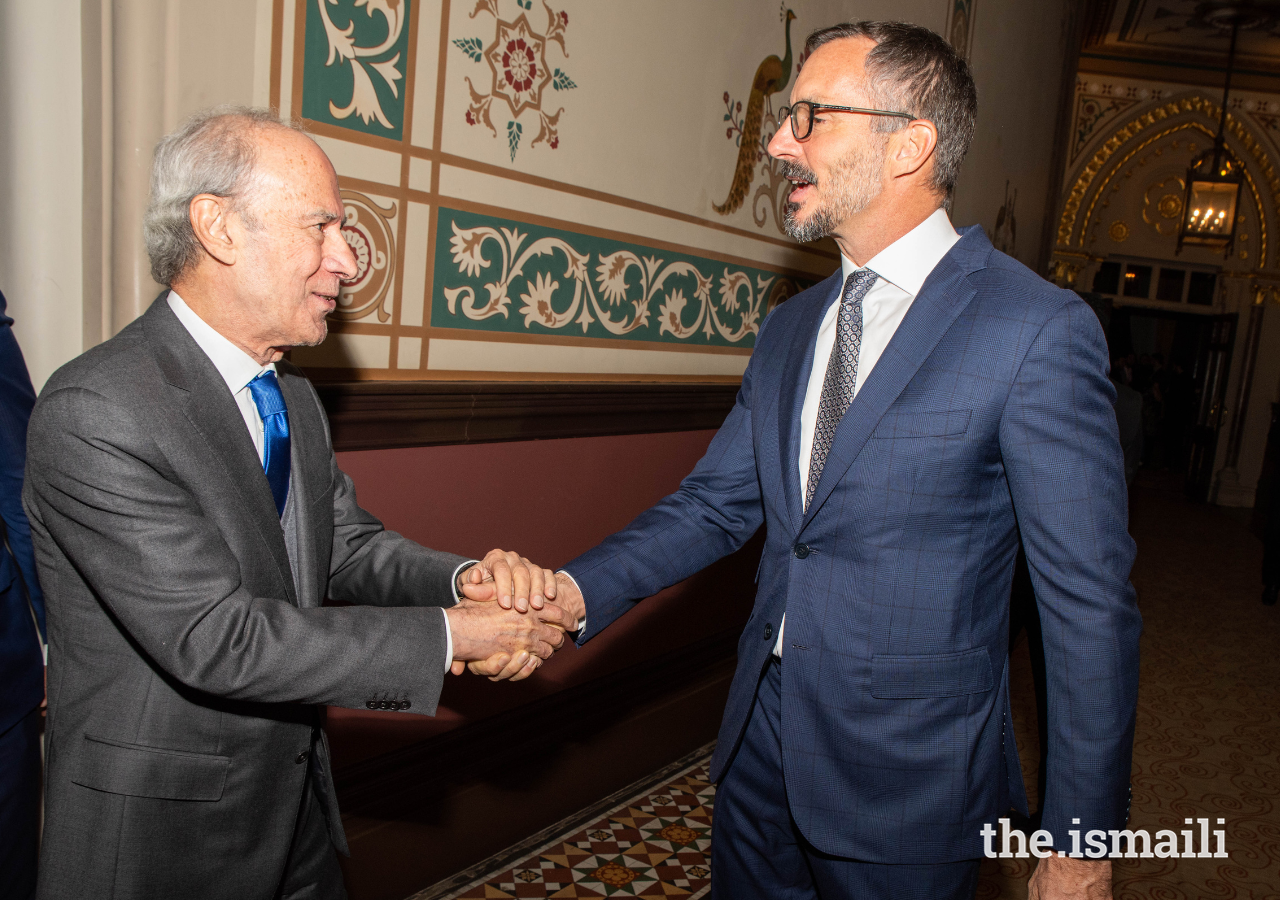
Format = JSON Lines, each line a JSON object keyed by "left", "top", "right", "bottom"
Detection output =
{"left": 554, "top": 571, "right": 587, "bottom": 624}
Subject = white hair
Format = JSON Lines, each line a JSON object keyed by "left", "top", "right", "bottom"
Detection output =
{"left": 143, "top": 106, "right": 307, "bottom": 285}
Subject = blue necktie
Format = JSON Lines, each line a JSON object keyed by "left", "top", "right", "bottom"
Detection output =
{"left": 247, "top": 371, "right": 291, "bottom": 517}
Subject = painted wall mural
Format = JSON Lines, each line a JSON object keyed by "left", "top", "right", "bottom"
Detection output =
{"left": 303, "top": 0, "right": 411, "bottom": 138}
{"left": 336, "top": 190, "right": 397, "bottom": 323}
{"left": 713, "top": 6, "right": 799, "bottom": 234}
{"left": 453, "top": 0, "right": 574, "bottom": 161}
{"left": 276, "top": 0, "right": 1076, "bottom": 380}
{"left": 432, "top": 208, "right": 804, "bottom": 347}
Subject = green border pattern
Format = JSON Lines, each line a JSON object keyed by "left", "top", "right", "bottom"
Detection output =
{"left": 431, "top": 207, "right": 809, "bottom": 349}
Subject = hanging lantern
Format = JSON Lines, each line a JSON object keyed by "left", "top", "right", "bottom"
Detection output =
{"left": 1176, "top": 7, "right": 1252, "bottom": 258}
{"left": 1177, "top": 139, "right": 1243, "bottom": 255}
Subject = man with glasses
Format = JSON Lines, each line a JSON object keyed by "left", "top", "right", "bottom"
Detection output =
{"left": 485, "top": 20, "right": 1139, "bottom": 900}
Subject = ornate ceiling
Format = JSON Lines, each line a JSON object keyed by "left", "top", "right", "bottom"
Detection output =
{"left": 1082, "top": 1, "right": 1280, "bottom": 88}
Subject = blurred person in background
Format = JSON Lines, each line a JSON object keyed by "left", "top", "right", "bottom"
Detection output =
{"left": 0, "top": 288, "right": 47, "bottom": 900}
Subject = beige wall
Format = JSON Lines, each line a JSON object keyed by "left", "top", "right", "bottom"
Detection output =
{"left": 0, "top": 0, "right": 85, "bottom": 392}
{"left": 3, "top": 0, "right": 1076, "bottom": 389}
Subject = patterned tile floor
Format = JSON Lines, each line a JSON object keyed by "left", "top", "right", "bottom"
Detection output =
{"left": 442, "top": 760, "right": 715, "bottom": 899}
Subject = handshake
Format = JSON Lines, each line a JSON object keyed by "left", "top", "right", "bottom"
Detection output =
{"left": 444, "top": 549, "right": 587, "bottom": 682}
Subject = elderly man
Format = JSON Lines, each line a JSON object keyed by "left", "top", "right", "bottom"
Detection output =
{"left": 25, "top": 109, "right": 574, "bottom": 900}
{"left": 485, "top": 20, "right": 1140, "bottom": 900}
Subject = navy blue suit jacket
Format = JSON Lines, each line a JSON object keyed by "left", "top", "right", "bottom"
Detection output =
{"left": 0, "top": 289, "right": 46, "bottom": 735}
{"left": 564, "top": 226, "right": 1141, "bottom": 863}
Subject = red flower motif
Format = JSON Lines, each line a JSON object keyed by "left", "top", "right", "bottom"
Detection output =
{"left": 550, "top": 137, "right": 559, "bottom": 148}
{"left": 560, "top": 11, "right": 568, "bottom": 25}
{"left": 502, "top": 39, "right": 537, "bottom": 93}
{"left": 465, "top": 110, "right": 475, "bottom": 125}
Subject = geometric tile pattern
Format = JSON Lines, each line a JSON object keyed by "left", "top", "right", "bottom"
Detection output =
{"left": 445, "top": 764, "right": 714, "bottom": 899}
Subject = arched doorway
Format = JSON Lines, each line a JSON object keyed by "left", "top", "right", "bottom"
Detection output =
{"left": 1051, "top": 91, "right": 1280, "bottom": 503}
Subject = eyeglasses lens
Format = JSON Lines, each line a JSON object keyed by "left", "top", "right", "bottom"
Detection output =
{"left": 791, "top": 103, "right": 812, "bottom": 140}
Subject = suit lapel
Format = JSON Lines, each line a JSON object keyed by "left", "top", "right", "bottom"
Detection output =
{"left": 140, "top": 297, "right": 298, "bottom": 605}
{"left": 800, "top": 230, "right": 988, "bottom": 530}
{"left": 776, "top": 271, "right": 842, "bottom": 534}
{"left": 278, "top": 367, "right": 327, "bottom": 608}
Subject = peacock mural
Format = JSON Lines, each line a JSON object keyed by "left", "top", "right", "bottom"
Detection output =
{"left": 713, "top": 7, "right": 797, "bottom": 216}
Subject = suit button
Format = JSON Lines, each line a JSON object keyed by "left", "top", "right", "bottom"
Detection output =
{"left": 794, "top": 543, "right": 810, "bottom": 559}
{"left": 295, "top": 750, "right": 309, "bottom": 765}
{"left": 763, "top": 623, "right": 773, "bottom": 640}
{"left": 402, "top": 699, "right": 411, "bottom": 710}
{"left": 379, "top": 700, "right": 391, "bottom": 710}
{"left": 365, "top": 700, "right": 377, "bottom": 710}
{"left": 392, "top": 701, "right": 404, "bottom": 711}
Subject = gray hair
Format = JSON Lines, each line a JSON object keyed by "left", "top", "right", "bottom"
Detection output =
{"left": 805, "top": 22, "right": 978, "bottom": 205}
{"left": 143, "top": 107, "right": 306, "bottom": 285}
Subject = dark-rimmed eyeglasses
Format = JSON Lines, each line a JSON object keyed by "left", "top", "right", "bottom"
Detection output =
{"left": 778, "top": 101, "right": 914, "bottom": 141}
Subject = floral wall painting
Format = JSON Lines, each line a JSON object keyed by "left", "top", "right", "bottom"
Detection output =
{"left": 713, "top": 5, "right": 806, "bottom": 236}
{"left": 336, "top": 190, "right": 398, "bottom": 323}
{"left": 453, "top": 0, "right": 575, "bottom": 162}
{"left": 433, "top": 208, "right": 807, "bottom": 348}
{"left": 302, "top": 0, "right": 411, "bottom": 139}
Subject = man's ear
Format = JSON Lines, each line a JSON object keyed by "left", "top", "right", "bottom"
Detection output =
{"left": 189, "top": 194, "right": 238, "bottom": 266}
{"left": 890, "top": 119, "right": 939, "bottom": 181}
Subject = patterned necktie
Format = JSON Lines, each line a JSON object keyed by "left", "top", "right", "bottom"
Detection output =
{"left": 247, "top": 371, "right": 291, "bottom": 517}
{"left": 805, "top": 269, "right": 878, "bottom": 511}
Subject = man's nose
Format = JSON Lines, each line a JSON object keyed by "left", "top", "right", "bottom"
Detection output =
{"left": 767, "top": 114, "right": 800, "bottom": 160}
{"left": 328, "top": 226, "right": 358, "bottom": 281}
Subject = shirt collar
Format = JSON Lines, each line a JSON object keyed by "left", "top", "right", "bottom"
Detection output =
{"left": 167, "top": 290, "right": 274, "bottom": 395}
{"left": 839, "top": 207, "right": 961, "bottom": 298}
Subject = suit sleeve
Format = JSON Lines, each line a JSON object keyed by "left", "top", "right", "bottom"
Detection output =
{"left": 563, "top": 324, "right": 770, "bottom": 642}
{"left": 24, "top": 386, "right": 449, "bottom": 715}
{"left": 999, "top": 295, "right": 1142, "bottom": 844}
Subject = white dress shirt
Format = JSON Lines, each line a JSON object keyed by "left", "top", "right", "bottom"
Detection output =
{"left": 167, "top": 291, "right": 462, "bottom": 670}
{"left": 775, "top": 208, "right": 961, "bottom": 657}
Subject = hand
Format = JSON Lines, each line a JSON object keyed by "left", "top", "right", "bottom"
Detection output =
{"left": 445, "top": 596, "right": 578, "bottom": 682}
{"left": 458, "top": 549, "right": 557, "bottom": 613}
{"left": 551, "top": 571, "right": 586, "bottom": 629}
{"left": 1028, "top": 853, "right": 1112, "bottom": 900}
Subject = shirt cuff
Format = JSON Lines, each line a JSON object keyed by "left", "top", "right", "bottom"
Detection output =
{"left": 556, "top": 569, "right": 586, "bottom": 635}
{"left": 445, "top": 560, "right": 479, "bottom": 674}
{"left": 440, "top": 606, "right": 453, "bottom": 674}
{"left": 451, "top": 559, "right": 480, "bottom": 601}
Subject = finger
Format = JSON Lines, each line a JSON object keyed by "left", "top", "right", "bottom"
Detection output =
{"left": 468, "top": 653, "right": 510, "bottom": 677}
{"left": 509, "top": 654, "right": 541, "bottom": 682}
{"left": 466, "top": 565, "right": 486, "bottom": 584}
{"left": 490, "top": 650, "right": 530, "bottom": 681}
{"left": 528, "top": 562, "right": 546, "bottom": 610}
{"left": 540, "top": 569, "right": 557, "bottom": 603}
{"left": 508, "top": 551, "right": 531, "bottom": 612}
{"left": 531, "top": 630, "right": 560, "bottom": 658}
{"left": 486, "top": 551, "right": 515, "bottom": 609}
{"left": 460, "top": 582, "right": 498, "bottom": 602}
{"left": 450, "top": 660, "right": 466, "bottom": 676}
{"left": 538, "top": 601, "right": 577, "bottom": 634}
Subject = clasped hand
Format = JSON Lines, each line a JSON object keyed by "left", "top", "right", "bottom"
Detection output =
{"left": 445, "top": 549, "right": 583, "bottom": 682}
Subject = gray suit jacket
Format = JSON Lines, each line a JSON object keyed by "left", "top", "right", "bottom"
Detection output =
{"left": 25, "top": 297, "right": 465, "bottom": 899}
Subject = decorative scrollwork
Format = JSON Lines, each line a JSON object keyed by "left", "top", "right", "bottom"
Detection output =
{"left": 441, "top": 220, "right": 792, "bottom": 344}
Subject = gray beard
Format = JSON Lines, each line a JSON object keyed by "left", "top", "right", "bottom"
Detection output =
{"left": 781, "top": 143, "right": 886, "bottom": 243}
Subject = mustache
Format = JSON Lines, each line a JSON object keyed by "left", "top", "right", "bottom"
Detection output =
{"left": 778, "top": 160, "right": 817, "bottom": 185}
